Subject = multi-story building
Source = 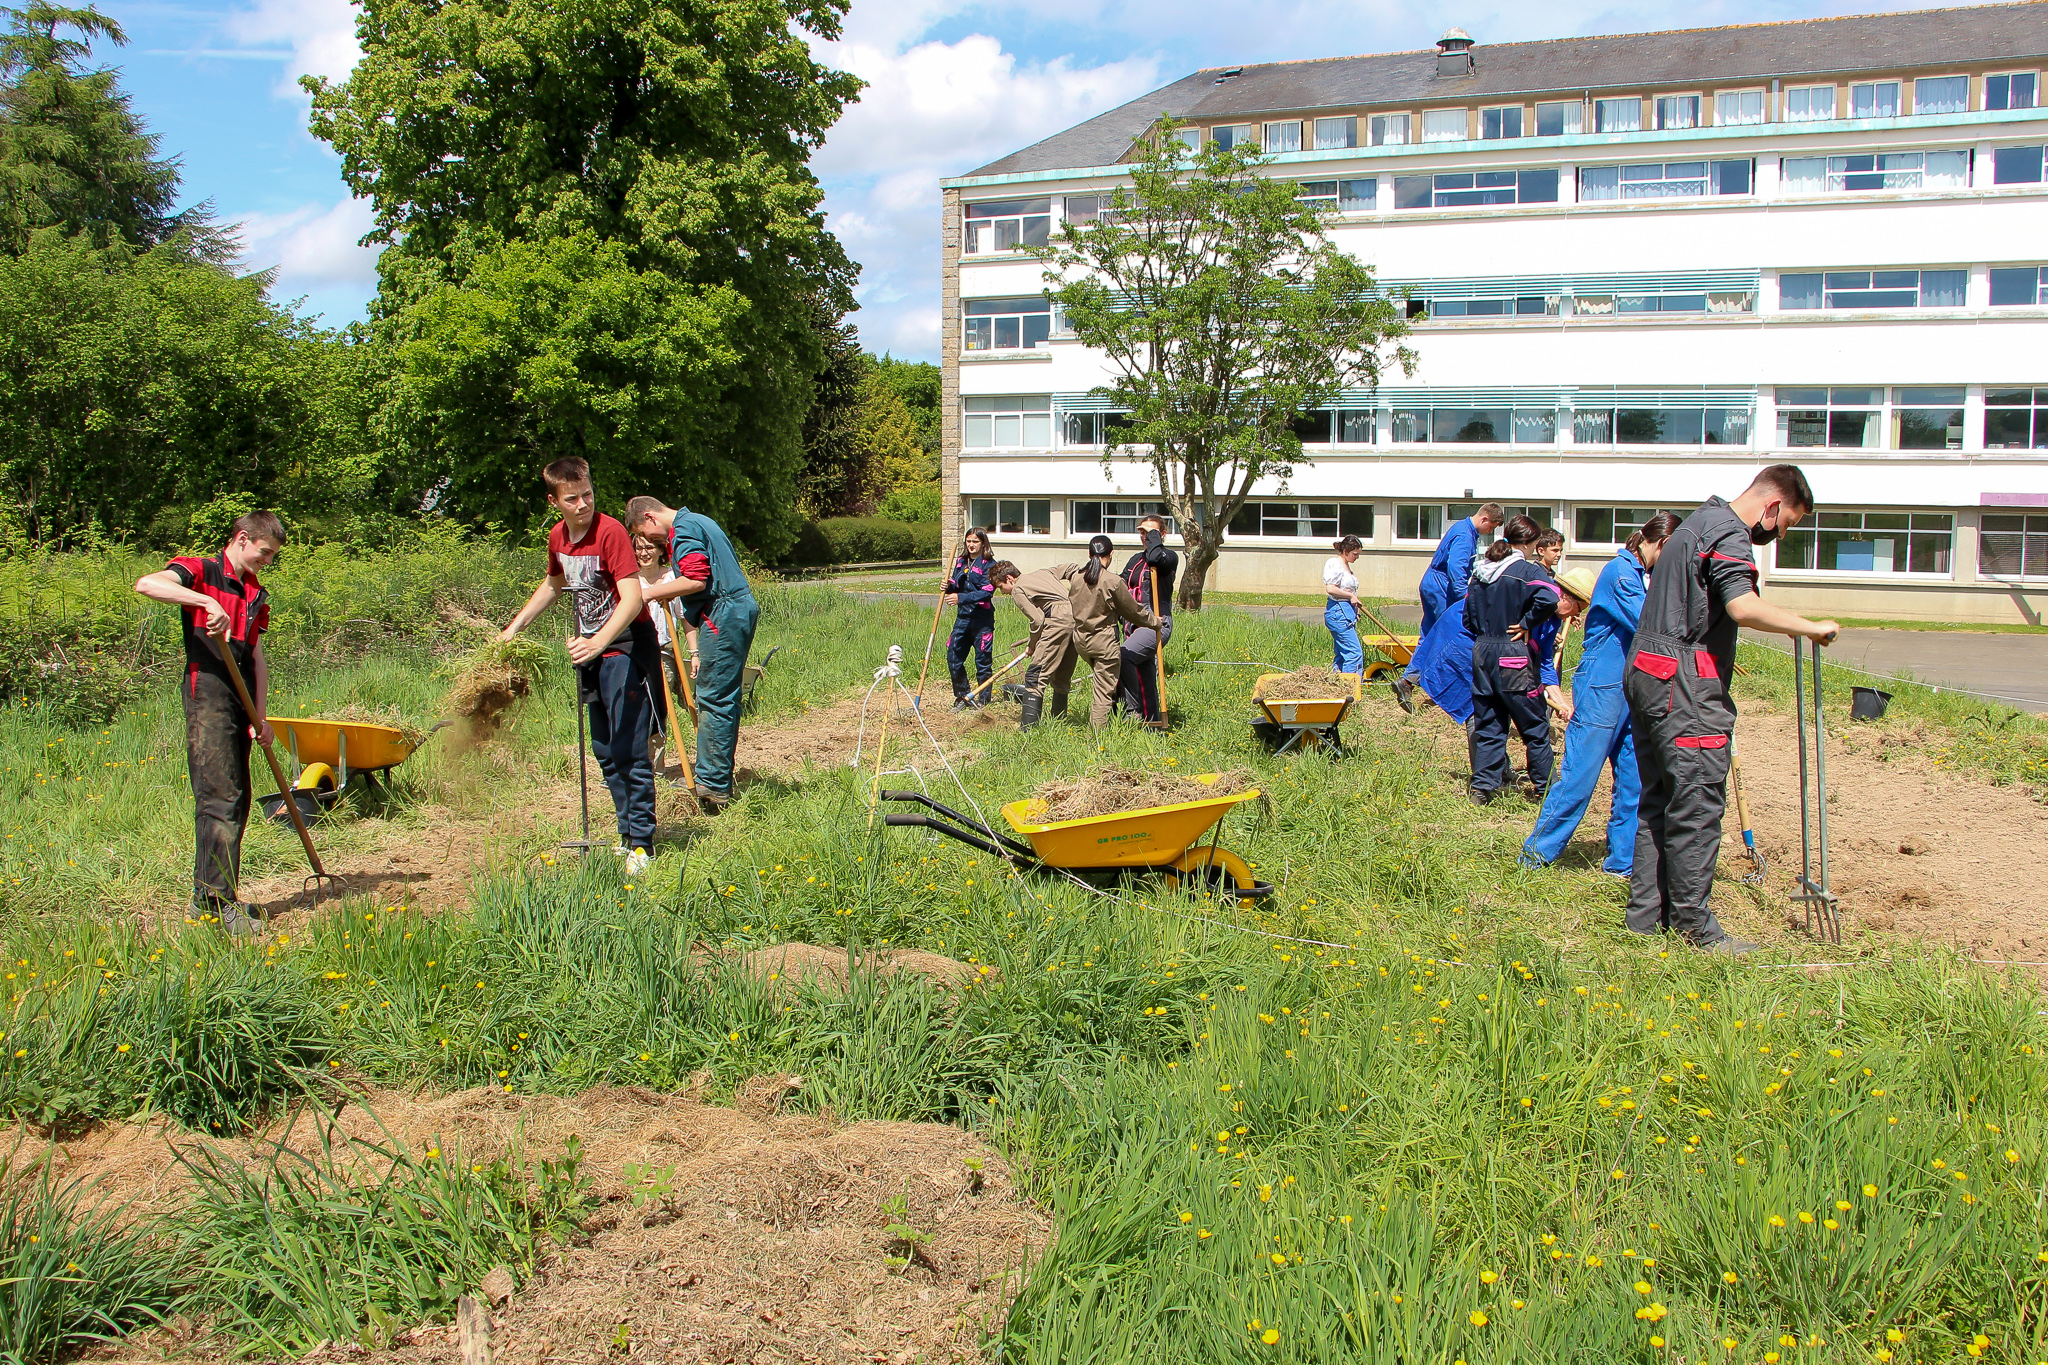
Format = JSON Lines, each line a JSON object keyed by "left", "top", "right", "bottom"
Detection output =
{"left": 938, "top": 3, "right": 2048, "bottom": 622}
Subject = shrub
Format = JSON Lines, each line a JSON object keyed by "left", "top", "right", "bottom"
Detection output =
{"left": 877, "top": 483, "right": 940, "bottom": 524}
{"left": 785, "top": 517, "right": 941, "bottom": 566}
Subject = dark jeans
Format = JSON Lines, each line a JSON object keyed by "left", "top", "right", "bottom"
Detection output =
{"left": 947, "top": 611, "right": 995, "bottom": 699}
{"left": 580, "top": 652, "right": 656, "bottom": 850}
{"left": 184, "top": 670, "right": 252, "bottom": 906}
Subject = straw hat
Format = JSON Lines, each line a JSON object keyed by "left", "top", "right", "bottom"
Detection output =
{"left": 1557, "top": 566, "right": 1599, "bottom": 604}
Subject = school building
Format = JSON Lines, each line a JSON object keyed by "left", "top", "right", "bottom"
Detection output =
{"left": 937, "top": 3, "right": 2048, "bottom": 622}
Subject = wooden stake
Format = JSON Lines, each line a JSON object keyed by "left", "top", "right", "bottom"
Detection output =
{"left": 913, "top": 532, "right": 958, "bottom": 701}
{"left": 1151, "top": 566, "right": 1168, "bottom": 727}
{"left": 657, "top": 604, "right": 695, "bottom": 793}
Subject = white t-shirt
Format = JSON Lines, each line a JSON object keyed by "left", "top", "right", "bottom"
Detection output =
{"left": 640, "top": 568, "right": 677, "bottom": 646}
{"left": 1323, "top": 556, "right": 1358, "bottom": 594}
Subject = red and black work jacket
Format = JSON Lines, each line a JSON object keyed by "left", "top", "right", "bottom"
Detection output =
{"left": 166, "top": 550, "right": 270, "bottom": 696}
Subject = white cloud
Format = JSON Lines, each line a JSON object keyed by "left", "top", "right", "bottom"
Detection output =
{"left": 222, "top": 0, "right": 362, "bottom": 94}
{"left": 236, "top": 197, "right": 382, "bottom": 294}
{"left": 813, "top": 25, "right": 1162, "bottom": 361}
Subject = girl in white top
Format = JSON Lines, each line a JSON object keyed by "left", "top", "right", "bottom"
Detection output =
{"left": 1323, "top": 535, "right": 1367, "bottom": 674}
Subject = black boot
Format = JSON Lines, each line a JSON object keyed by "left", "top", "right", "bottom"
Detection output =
{"left": 949, "top": 665, "right": 971, "bottom": 710}
{"left": 1020, "top": 665, "right": 1044, "bottom": 731}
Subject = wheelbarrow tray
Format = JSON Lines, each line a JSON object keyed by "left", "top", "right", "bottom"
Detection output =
{"left": 999, "top": 773, "right": 1262, "bottom": 870}
{"left": 1251, "top": 673, "right": 1360, "bottom": 728}
{"left": 270, "top": 718, "right": 418, "bottom": 773}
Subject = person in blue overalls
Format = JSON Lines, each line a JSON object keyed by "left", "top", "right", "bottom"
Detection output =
{"left": 1521, "top": 513, "right": 1680, "bottom": 874}
{"left": 626, "top": 497, "right": 760, "bottom": 813}
{"left": 944, "top": 528, "right": 997, "bottom": 708}
{"left": 1394, "top": 502, "right": 1502, "bottom": 713}
{"left": 1322, "top": 535, "right": 1368, "bottom": 674}
{"left": 1463, "top": 515, "right": 1561, "bottom": 805}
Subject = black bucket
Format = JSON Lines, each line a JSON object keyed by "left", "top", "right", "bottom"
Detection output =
{"left": 1850, "top": 686, "right": 1893, "bottom": 721}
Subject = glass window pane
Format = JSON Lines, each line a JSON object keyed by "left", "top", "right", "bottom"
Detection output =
{"left": 1993, "top": 145, "right": 2046, "bottom": 184}
{"left": 1782, "top": 156, "right": 1826, "bottom": 193}
{"left": 1780, "top": 274, "right": 1822, "bottom": 309}
{"left": 1990, "top": 266, "right": 2044, "bottom": 305}
{"left": 1314, "top": 117, "right": 1356, "bottom": 150}
{"left": 1370, "top": 114, "right": 1410, "bottom": 146}
{"left": 1423, "top": 108, "right": 1468, "bottom": 141}
{"left": 1917, "top": 271, "right": 1966, "bottom": 306}
{"left": 1434, "top": 408, "right": 1508, "bottom": 442}
{"left": 1534, "top": 101, "right": 1582, "bottom": 136}
{"left": 1394, "top": 176, "right": 1434, "bottom": 210}
{"left": 1716, "top": 90, "right": 1764, "bottom": 125}
{"left": 1573, "top": 409, "right": 1614, "bottom": 443}
{"left": 1575, "top": 508, "right": 1615, "bottom": 544}
{"left": 1517, "top": 169, "right": 1559, "bottom": 202}
{"left": 1578, "top": 167, "right": 1619, "bottom": 201}
{"left": 1711, "top": 159, "right": 1752, "bottom": 195}
{"left": 1392, "top": 408, "right": 1427, "bottom": 441}
{"left": 1340, "top": 505, "right": 1372, "bottom": 537}
{"left": 1787, "top": 86, "right": 1835, "bottom": 121}
{"left": 1020, "top": 413, "right": 1050, "bottom": 446}
{"left": 1914, "top": 76, "right": 1967, "bottom": 115}
{"left": 1264, "top": 121, "right": 1301, "bottom": 153}
{"left": 1026, "top": 500, "right": 1050, "bottom": 534}
{"left": 1595, "top": 98, "right": 1641, "bottom": 132}
{"left": 1514, "top": 409, "right": 1556, "bottom": 443}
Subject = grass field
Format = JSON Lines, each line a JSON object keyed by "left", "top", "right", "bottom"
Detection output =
{"left": 3, "top": 555, "right": 2046, "bottom": 1364}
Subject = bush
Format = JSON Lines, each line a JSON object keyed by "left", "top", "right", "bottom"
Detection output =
{"left": 785, "top": 517, "right": 941, "bottom": 566}
{"left": 877, "top": 484, "right": 940, "bottom": 524}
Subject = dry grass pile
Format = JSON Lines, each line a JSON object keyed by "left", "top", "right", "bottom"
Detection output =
{"left": 309, "top": 702, "right": 430, "bottom": 750}
{"left": 1253, "top": 666, "right": 1358, "bottom": 701}
{"left": 440, "top": 637, "right": 551, "bottom": 735}
{"left": 1029, "top": 766, "right": 1250, "bottom": 823}
{"left": 731, "top": 942, "right": 995, "bottom": 996}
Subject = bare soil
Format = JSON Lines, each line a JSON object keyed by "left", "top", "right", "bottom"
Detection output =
{"left": 732, "top": 942, "right": 997, "bottom": 996}
{"left": 732, "top": 691, "right": 1009, "bottom": 785}
{"left": 30, "top": 1084, "right": 1048, "bottom": 1365}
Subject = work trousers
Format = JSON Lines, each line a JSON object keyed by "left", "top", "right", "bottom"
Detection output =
{"left": 1523, "top": 681, "right": 1639, "bottom": 873}
{"left": 946, "top": 610, "right": 995, "bottom": 700}
{"left": 1622, "top": 630, "right": 1734, "bottom": 944}
{"left": 692, "top": 595, "right": 759, "bottom": 795}
{"left": 1325, "top": 599, "right": 1364, "bottom": 674}
{"left": 184, "top": 670, "right": 252, "bottom": 907}
{"left": 580, "top": 652, "right": 657, "bottom": 850}
{"left": 1025, "top": 609, "right": 1076, "bottom": 717}
{"left": 1071, "top": 625, "right": 1125, "bottom": 728}
{"left": 1116, "top": 618, "right": 1171, "bottom": 722}
{"left": 1469, "top": 636, "right": 1552, "bottom": 796}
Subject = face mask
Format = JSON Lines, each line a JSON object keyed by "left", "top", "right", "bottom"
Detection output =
{"left": 1748, "top": 503, "right": 1782, "bottom": 545}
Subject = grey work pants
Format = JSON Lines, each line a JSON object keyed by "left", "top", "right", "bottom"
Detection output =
{"left": 1623, "top": 699, "right": 1732, "bottom": 944}
{"left": 184, "top": 670, "right": 252, "bottom": 907}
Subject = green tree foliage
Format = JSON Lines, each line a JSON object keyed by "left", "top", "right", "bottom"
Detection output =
{"left": 0, "top": 2, "right": 232, "bottom": 260}
{"left": 871, "top": 354, "right": 940, "bottom": 456}
{"left": 796, "top": 314, "right": 878, "bottom": 519}
{"left": 0, "top": 234, "right": 380, "bottom": 543}
{"left": 306, "top": 0, "right": 862, "bottom": 553}
{"left": 1036, "top": 125, "right": 1413, "bottom": 609}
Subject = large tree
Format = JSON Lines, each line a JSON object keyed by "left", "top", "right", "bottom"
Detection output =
{"left": 1035, "top": 128, "right": 1413, "bottom": 609}
{"left": 0, "top": 3, "right": 232, "bottom": 260}
{"left": 306, "top": 0, "right": 862, "bottom": 551}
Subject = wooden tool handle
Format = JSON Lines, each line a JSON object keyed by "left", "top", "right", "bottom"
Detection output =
{"left": 215, "top": 634, "right": 326, "bottom": 878}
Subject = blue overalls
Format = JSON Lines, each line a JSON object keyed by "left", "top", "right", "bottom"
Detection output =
{"left": 945, "top": 552, "right": 996, "bottom": 702}
{"left": 1408, "top": 517, "right": 1480, "bottom": 682}
{"left": 1465, "top": 556, "right": 1561, "bottom": 797}
{"left": 668, "top": 508, "right": 759, "bottom": 796}
{"left": 1523, "top": 547, "right": 1647, "bottom": 872}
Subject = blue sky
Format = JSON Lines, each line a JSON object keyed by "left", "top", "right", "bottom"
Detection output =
{"left": 106, "top": 0, "right": 1947, "bottom": 359}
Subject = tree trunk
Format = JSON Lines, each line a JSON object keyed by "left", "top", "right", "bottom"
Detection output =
{"left": 1177, "top": 530, "right": 1221, "bottom": 611}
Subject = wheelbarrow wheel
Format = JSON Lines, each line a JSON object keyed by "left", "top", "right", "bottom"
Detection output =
{"left": 1362, "top": 661, "right": 1395, "bottom": 681}
{"left": 1165, "top": 846, "right": 1271, "bottom": 906}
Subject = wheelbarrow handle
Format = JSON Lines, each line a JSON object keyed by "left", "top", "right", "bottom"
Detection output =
{"left": 878, "top": 790, "right": 1035, "bottom": 858}
{"left": 882, "top": 812, "right": 1024, "bottom": 862}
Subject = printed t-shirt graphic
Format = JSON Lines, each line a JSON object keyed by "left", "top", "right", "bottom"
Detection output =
{"left": 548, "top": 515, "right": 648, "bottom": 657}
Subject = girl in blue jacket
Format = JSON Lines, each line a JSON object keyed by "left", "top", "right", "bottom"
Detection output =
{"left": 1521, "top": 512, "right": 1681, "bottom": 872}
{"left": 945, "top": 529, "right": 997, "bottom": 707}
{"left": 1464, "top": 516, "right": 1561, "bottom": 803}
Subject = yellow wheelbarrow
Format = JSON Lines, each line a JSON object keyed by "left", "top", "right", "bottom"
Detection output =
{"left": 1251, "top": 672, "right": 1361, "bottom": 755}
{"left": 1355, "top": 602, "right": 1420, "bottom": 682}
{"left": 879, "top": 774, "right": 1272, "bottom": 904}
{"left": 259, "top": 717, "right": 443, "bottom": 823}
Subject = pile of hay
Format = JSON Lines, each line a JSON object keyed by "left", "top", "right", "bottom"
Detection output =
{"left": 310, "top": 703, "right": 428, "bottom": 750}
{"left": 1030, "top": 765, "right": 1250, "bottom": 823}
{"left": 1254, "top": 666, "right": 1357, "bottom": 701}
{"left": 441, "top": 636, "right": 551, "bottom": 735}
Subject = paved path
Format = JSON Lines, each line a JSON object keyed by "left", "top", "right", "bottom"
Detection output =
{"left": 846, "top": 591, "right": 2048, "bottom": 713}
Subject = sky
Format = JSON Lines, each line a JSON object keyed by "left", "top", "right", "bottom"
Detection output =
{"left": 105, "top": 0, "right": 1955, "bottom": 360}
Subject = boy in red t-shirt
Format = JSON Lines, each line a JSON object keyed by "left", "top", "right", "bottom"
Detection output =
{"left": 500, "top": 458, "right": 660, "bottom": 866}
{"left": 134, "top": 509, "right": 285, "bottom": 935}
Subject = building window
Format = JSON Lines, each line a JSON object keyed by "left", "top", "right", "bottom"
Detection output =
{"left": 1778, "top": 388, "right": 1881, "bottom": 448}
{"left": 1411, "top": 293, "right": 1558, "bottom": 318}
{"left": 1286, "top": 410, "right": 1378, "bottom": 443}
{"left": 964, "top": 199, "right": 1050, "bottom": 254}
{"left": 1315, "top": 116, "right": 1358, "bottom": 149}
{"left": 1913, "top": 76, "right": 1968, "bottom": 115}
{"left": 1296, "top": 179, "right": 1375, "bottom": 212}
{"left": 1574, "top": 406, "right": 1751, "bottom": 445}
{"left": 1891, "top": 388, "right": 1965, "bottom": 450}
{"left": 1777, "top": 510, "right": 1952, "bottom": 574}
{"left": 1578, "top": 159, "right": 1751, "bottom": 200}
{"left": 1990, "top": 266, "right": 2048, "bottom": 305}
{"left": 1535, "top": 100, "right": 1582, "bottom": 136}
{"left": 1165, "top": 127, "right": 1200, "bottom": 152}
{"left": 1571, "top": 289, "right": 1752, "bottom": 315}
{"left": 968, "top": 498, "right": 1051, "bottom": 536}
{"left": 1786, "top": 85, "right": 1836, "bottom": 121}
{"left": 1228, "top": 502, "right": 1373, "bottom": 539}
{"left": 1653, "top": 95, "right": 1699, "bottom": 130}
{"left": 1574, "top": 506, "right": 1683, "bottom": 546}
{"left": 1481, "top": 106, "right": 1523, "bottom": 139}
{"left": 1594, "top": 98, "right": 1641, "bottom": 133}
{"left": 1981, "top": 513, "right": 2048, "bottom": 578}
{"left": 1064, "top": 195, "right": 1101, "bottom": 226}
{"left": 1986, "top": 73, "right": 2039, "bottom": 111}
{"left": 1422, "top": 108, "right": 1468, "bottom": 142}
{"left": 963, "top": 396, "right": 1051, "bottom": 449}
{"left": 1715, "top": 90, "right": 1765, "bottom": 125}
{"left": 1985, "top": 388, "right": 2048, "bottom": 449}
{"left": 1061, "top": 412, "right": 1133, "bottom": 446}
{"left": 1778, "top": 269, "right": 1966, "bottom": 310}
{"left": 1390, "top": 406, "right": 1558, "bottom": 444}
{"left": 1850, "top": 81, "right": 1901, "bottom": 119}
{"left": 1993, "top": 144, "right": 2045, "bottom": 184}
{"left": 1264, "top": 121, "right": 1302, "bottom": 153}
{"left": 1781, "top": 150, "right": 1970, "bottom": 194}
{"left": 1211, "top": 123, "right": 1254, "bottom": 150}
{"left": 1395, "top": 504, "right": 1443, "bottom": 541}
{"left": 963, "top": 296, "right": 1052, "bottom": 352}
{"left": 1370, "top": 113, "right": 1411, "bottom": 146}
{"left": 1072, "top": 501, "right": 1174, "bottom": 535}
{"left": 1394, "top": 168, "right": 1559, "bottom": 209}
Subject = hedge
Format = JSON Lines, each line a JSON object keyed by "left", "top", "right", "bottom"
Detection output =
{"left": 784, "top": 518, "right": 941, "bottom": 566}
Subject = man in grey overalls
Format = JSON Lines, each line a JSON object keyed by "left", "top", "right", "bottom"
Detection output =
{"left": 1623, "top": 466, "right": 1840, "bottom": 952}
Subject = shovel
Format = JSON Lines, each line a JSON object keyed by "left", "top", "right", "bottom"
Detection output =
{"left": 1729, "top": 744, "right": 1767, "bottom": 886}
{"left": 214, "top": 630, "right": 340, "bottom": 910}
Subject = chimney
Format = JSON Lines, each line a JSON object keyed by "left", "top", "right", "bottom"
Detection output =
{"left": 1436, "top": 27, "right": 1475, "bottom": 77}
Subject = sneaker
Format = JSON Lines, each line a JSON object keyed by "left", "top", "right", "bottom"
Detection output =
{"left": 1468, "top": 787, "right": 1496, "bottom": 807}
{"left": 624, "top": 848, "right": 651, "bottom": 877}
{"left": 1390, "top": 677, "right": 1417, "bottom": 714}
{"left": 214, "top": 901, "right": 258, "bottom": 937}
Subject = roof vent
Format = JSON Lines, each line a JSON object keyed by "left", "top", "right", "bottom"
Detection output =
{"left": 1212, "top": 66, "right": 1243, "bottom": 86}
{"left": 1435, "top": 27, "right": 1474, "bottom": 77}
